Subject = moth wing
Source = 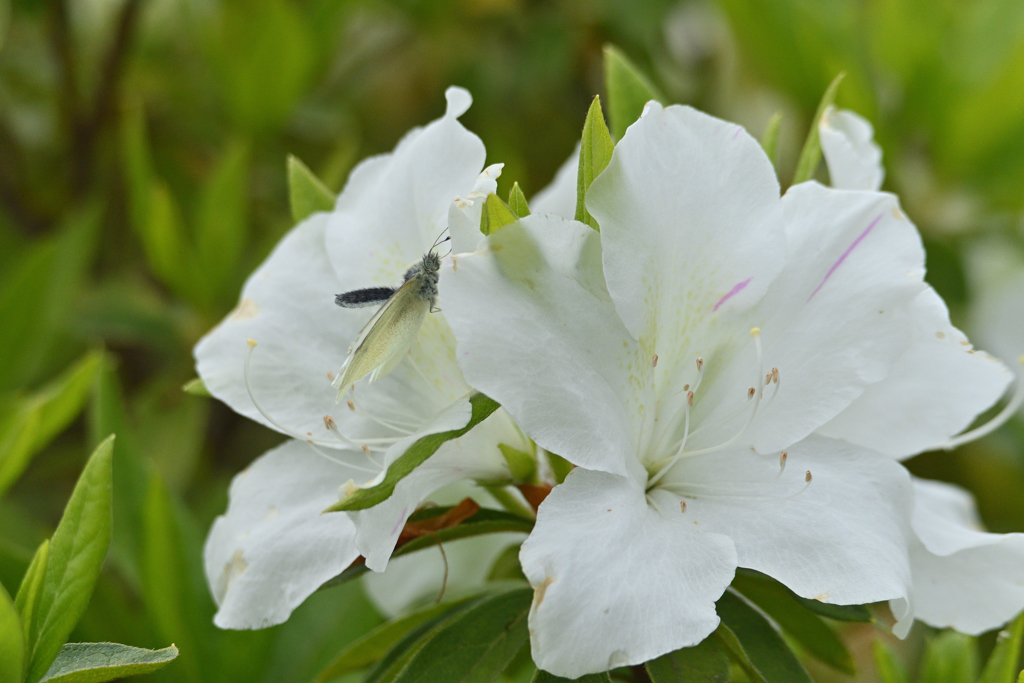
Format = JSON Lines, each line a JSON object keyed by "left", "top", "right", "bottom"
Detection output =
{"left": 332, "top": 277, "right": 430, "bottom": 400}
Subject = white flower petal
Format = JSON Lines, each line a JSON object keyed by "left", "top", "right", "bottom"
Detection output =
{"left": 203, "top": 439, "right": 363, "bottom": 629}
{"left": 819, "top": 107, "right": 885, "bottom": 192}
{"left": 588, "top": 103, "right": 785, "bottom": 340}
{"left": 905, "top": 478, "right": 1024, "bottom": 634}
{"left": 521, "top": 469, "right": 736, "bottom": 677}
{"left": 530, "top": 145, "right": 579, "bottom": 219}
{"left": 351, "top": 408, "right": 515, "bottom": 571}
{"left": 819, "top": 287, "right": 1013, "bottom": 457}
{"left": 324, "top": 88, "right": 485, "bottom": 292}
{"left": 194, "top": 213, "right": 376, "bottom": 440}
{"left": 442, "top": 214, "right": 648, "bottom": 479}
{"left": 742, "top": 183, "right": 927, "bottom": 454}
{"left": 663, "top": 435, "right": 913, "bottom": 607}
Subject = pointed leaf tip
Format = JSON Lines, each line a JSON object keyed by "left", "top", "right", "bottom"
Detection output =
{"left": 576, "top": 95, "right": 615, "bottom": 231}
{"left": 287, "top": 155, "right": 335, "bottom": 224}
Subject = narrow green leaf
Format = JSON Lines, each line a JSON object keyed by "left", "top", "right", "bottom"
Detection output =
{"left": 793, "top": 594, "right": 872, "bottom": 622}
{"left": 387, "top": 587, "right": 532, "bottom": 683}
{"left": 604, "top": 44, "right": 664, "bottom": 141}
{"left": 731, "top": 571, "right": 854, "bottom": 673}
{"left": 980, "top": 612, "right": 1024, "bottom": 683}
{"left": 920, "top": 631, "right": 979, "bottom": 683}
{"left": 0, "top": 582, "right": 24, "bottom": 683}
{"left": 716, "top": 590, "right": 813, "bottom": 683}
{"left": 325, "top": 393, "right": 501, "bottom": 512}
{"left": 15, "top": 539, "right": 49, "bottom": 645}
{"left": 575, "top": 96, "right": 615, "bottom": 231}
{"left": 141, "top": 474, "right": 202, "bottom": 683}
{"left": 761, "top": 112, "right": 783, "bottom": 169}
{"left": 38, "top": 642, "right": 177, "bottom": 682}
{"left": 498, "top": 443, "right": 536, "bottom": 482}
{"left": 792, "top": 72, "right": 845, "bottom": 185}
{"left": 288, "top": 155, "right": 336, "bottom": 224}
{"left": 314, "top": 595, "right": 483, "bottom": 681}
{"left": 0, "top": 352, "right": 103, "bottom": 496}
{"left": 532, "top": 670, "right": 612, "bottom": 682}
{"left": 363, "top": 610, "right": 458, "bottom": 683}
{"left": 180, "top": 378, "right": 210, "bottom": 397}
{"left": 27, "top": 436, "right": 114, "bottom": 683}
{"left": 0, "top": 401, "right": 41, "bottom": 498}
{"left": 321, "top": 508, "right": 534, "bottom": 588}
{"left": 871, "top": 641, "right": 908, "bottom": 683}
{"left": 508, "top": 183, "right": 530, "bottom": 218}
{"left": 486, "top": 544, "right": 525, "bottom": 582}
{"left": 645, "top": 637, "right": 730, "bottom": 682}
{"left": 195, "top": 138, "right": 250, "bottom": 305}
{"left": 481, "top": 194, "right": 520, "bottom": 235}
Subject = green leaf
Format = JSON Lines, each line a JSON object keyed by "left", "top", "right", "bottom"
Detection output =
{"left": 325, "top": 393, "right": 501, "bottom": 512}
{"left": 287, "top": 155, "right": 336, "bottom": 224}
{"left": 508, "top": 183, "right": 530, "bottom": 218}
{"left": 195, "top": 138, "right": 250, "bottom": 306}
{"left": 716, "top": 590, "right": 812, "bottom": 683}
{"left": 141, "top": 474, "right": 203, "bottom": 683}
{"left": 321, "top": 508, "right": 534, "bottom": 587}
{"left": 498, "top": 443, "right": 536, "bottom": 482}
{"left": 871, "top": 641, "right": 908, "bottom": 683}
{"left": 0, "top": 582, "right": 24, "bottom": 683}
{"left": 0, "top": 352, "right": 104, "bottom": 496}
{"left": 575, "top": 96, "right": 615, "bottom": 231}
{"left": 546, "top": 453, "right": 574, "bottom": 485}
{"left": 731, "top": 571, "right": 854, "bottom": 673}
{"left": 180, "top": 378, "right": 210, "bottom": 397}
{"left": 487, "top": 544, "right": 526, "bottom": 582}
{"left": 385, "top": 587, "right": 531, "bottom": 683}
{"left": 531, "top": 670, "right": 612, "bottom": 682}
{"left": 920, "top": 630, "right": 979, "bottom": 683}
{"left": 793, "top": 595, "right": 872, "bottom": 623}
{"left": 761, "top": 112, "right": 783, "bottom": 169}
{"left": 645, "top": 638, "right": 731, "bottom": 682}
{"left": 15, "top": 539, "right": 49, "bottom": 645}
{"left": 38, "top": 642, "right": 177, "bottom": 682}
{"left": 26, "top": 436, "right": 114, "bottom": 683}
{"left": 980, "top": 612, "right": 1024, "bottom": 683}
{"left": 481, "top": 194, "right": 521, "bottom": 236}
{"left": 314, "top": 595, "right": 484, "bottom": 681}
{"left": 603, "top": 44, "right": 664, "bottom": 141}
{"left": 792, "top": 72, "right": 845, "bottom": 185}
{"left": 0, "top": 205, "right": 101, "bottom": 391}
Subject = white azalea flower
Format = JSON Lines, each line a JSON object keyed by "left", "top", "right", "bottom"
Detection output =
{"left": 194, "top": 87, "right": 523, "bottom": 629}
{"left": 817, "top": 107, "right": 1024, "bottom": 635}
{"left": 440, "top": 103, "right": 992, "bottom": 676}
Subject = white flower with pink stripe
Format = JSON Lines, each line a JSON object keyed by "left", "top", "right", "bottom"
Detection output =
{"left": 440, "top": 102, "right": 1014, "bottom": 677}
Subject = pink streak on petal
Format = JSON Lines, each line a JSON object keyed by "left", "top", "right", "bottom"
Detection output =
{"left": 391, "top": 506, "right": 409, "bottom": 535}
{"left": 714, "top": 277, "right": 752, "bottom": 312}
{"left": 732, "top": 127, "right": 742, "bottom": 140}
{"left": 807, "top": 212, "right": 884, "bottom": 302}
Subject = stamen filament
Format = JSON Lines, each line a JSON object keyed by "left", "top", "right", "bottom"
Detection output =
{"left": 941, "top": 360, "right": 1024, "bottom": 450}
{"left": 244, "top": 340, "right": 380, "bottom": 473}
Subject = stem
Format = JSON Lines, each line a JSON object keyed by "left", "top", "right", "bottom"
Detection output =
{"left": 484, "top": 485, "right": 536, "bottom": 521}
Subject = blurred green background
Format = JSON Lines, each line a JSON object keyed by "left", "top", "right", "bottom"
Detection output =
{"left": 2, "top": 0, "right": 1024, "bottom": 681}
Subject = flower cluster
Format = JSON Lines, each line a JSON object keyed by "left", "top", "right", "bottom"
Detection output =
{"left": 195, "top": 88, "right": 1024, "bottom": 676}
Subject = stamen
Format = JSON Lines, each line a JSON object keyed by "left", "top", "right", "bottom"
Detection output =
{"left": 747, "top": 387, "right": 756, "bottom": 399}
{"left": 652, "top": 354, "right": 659, "bottom": 368}
{"left": 243, "top": 340, "right": 379, "bottom": 473}
{"left": 679, "top": 500, "right": 686, "bottom": 513}
{"left": 940, "top": 359, "right": 1024, "bottom": 450}
{"left": 346, "top": 400, "right": 355, "bottom": 412}
{"left": 687, "top": 391, "right": 695, "bottom": 407}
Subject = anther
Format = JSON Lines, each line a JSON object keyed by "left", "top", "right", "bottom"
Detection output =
{"left": 247, "top": 338, "right": 258, "bottom": 348}
{"left": 679, "top": 500, "right": 687, "bottom": 513}
{"left": 362, "top": 445, "right": 371, "bottom": 455}
{"left": 346, "top": 400, "right": 355, "bottom": 412}
{"left": 780, "top": 451, "right": 788, "bottom": 468}
{"left": 772, "top": 367, "right": 779, "bottom": 384}
{"left": 684, "top": 384, "right": 690, "bottom": 391}
{"left": 765, "top": 372, "right": 772, "bottom": 386}
{"left": 747, "top": 387, "right": 756, "bottom": 399}
{"left": 805, "top": 470, "right": 812, "bottom": 483}
{"left": 652, "top": 354, "right": 659, "bottom": 368}
{"left": 687, "top": 391, "right": 694, "bottom": 407}
{"left": 696, "top": 357, "right": 704, "bottom": 372}
{"left": 327, "top": 371, "right": 335, "bottom": 381}
{"left": 750, "top": 327, "right": 761, "bottom": 336}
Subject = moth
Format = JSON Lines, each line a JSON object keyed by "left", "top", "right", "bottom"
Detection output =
{"left": 331, "top": 235, "right": 448, "bottom": 399}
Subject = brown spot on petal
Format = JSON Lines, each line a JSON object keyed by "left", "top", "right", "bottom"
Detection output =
{"left": 229, "top": 298, "right": 260, "bottom": 320}
{"left": 534, "top": 575, "right": 555, "bottom": 609}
